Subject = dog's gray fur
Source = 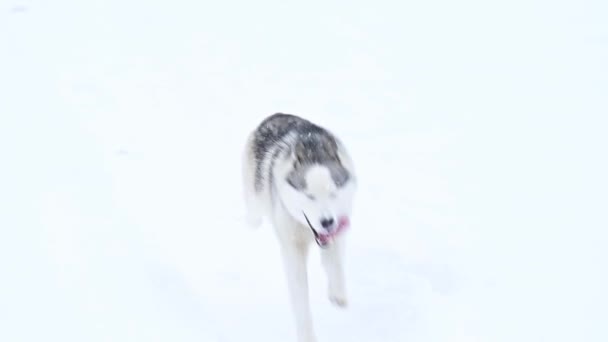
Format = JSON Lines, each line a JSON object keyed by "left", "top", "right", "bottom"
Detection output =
{"left": 252, "top": 113, "right": 350, "bottom": 193}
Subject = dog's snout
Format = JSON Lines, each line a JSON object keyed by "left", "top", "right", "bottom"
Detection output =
{"left": 320, "top": 217, "right": 335, "bottom": 230}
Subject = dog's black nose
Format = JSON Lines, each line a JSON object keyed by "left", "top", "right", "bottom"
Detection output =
{"left": 320, "top": 217, "right": 335, "bottom": 229}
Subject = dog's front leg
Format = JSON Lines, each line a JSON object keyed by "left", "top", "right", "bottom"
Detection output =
{"left": 321, "top": 237, "right": 348, "bottom": 308}
{"left": 280, "top": 241, "right": 316, "bottom": 342}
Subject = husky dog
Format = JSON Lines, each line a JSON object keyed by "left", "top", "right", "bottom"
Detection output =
{"left": 242, "top": 113, "right": 357, "bottom": 342}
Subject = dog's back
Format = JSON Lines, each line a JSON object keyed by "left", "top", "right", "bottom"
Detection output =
{"left": 248, "top": 113, "right": 341, "bottom": 192}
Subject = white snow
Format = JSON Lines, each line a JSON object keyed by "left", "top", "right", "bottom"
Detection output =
{"left": 1, "top": 0, "right": 607, "bottom": 341}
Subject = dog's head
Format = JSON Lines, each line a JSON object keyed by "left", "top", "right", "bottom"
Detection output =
{"left": 276, "top": 134, "right": 356, "bottom": 246}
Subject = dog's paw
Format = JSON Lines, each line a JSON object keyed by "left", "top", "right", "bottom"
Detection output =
{"left": 329, "top": 293, "right": 348, "bottom": 308}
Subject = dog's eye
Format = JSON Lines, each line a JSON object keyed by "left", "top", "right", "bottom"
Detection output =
{"left": 286, "top": 174, "right": 305, "bottom": 190}
{"left": 335, "top": 179, "right": 344, "bottom": 188}
{"left": 333, "top": 170, "right": 350, "bottom": 188}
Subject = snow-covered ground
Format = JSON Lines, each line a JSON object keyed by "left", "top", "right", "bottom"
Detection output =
{"left": 1, "top": 1, "right": 607, "bottom": 341}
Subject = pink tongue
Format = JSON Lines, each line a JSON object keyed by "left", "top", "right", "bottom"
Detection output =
{"left": 338, "top": 216, "right": 350, "bottom": 229}
{"left": 318, "top": 216, "right": 350, "bottom": 244}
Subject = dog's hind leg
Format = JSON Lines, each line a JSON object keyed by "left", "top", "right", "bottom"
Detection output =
{"left": 280, "top": 239, "right": 316, "bottom": 342}
{"left": 322, "top": 236, "right": 348, "bottom": 308}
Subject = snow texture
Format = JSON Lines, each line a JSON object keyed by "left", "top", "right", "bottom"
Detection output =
{"left": 1, "top": 0, "right": 607, "bottom": 341}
